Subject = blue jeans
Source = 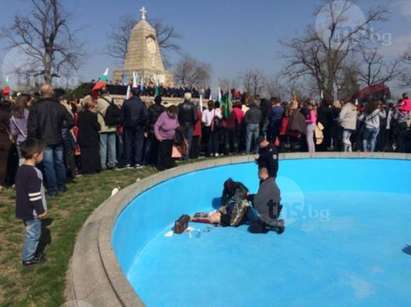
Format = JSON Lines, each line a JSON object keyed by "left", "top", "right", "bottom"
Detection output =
{"left": 100, "top": 133, "right": 117, "bottom": 169}
{"left": 43, "top": 144, "right": 66, "bottom": 194}
{"left": 22, "top": 219, "right": 42, "bottom": 261}
{"left": 246, "top": 124, "right": 260, "bottom": 153}
{"left": 363, "top": 127, "right": 379, "bottom": 152}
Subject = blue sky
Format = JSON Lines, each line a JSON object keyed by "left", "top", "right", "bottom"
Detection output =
{"left": 0, "top": 0, "right": 410, "bottom": 88}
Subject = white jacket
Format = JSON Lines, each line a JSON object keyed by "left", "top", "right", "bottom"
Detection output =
{"left": 339, "top": 103, "right": 357, "bottom": 130}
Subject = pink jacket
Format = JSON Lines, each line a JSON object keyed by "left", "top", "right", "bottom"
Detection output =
{"left": 306, "top": 110, "right": 317, "bottom": 125}
{"left": 399, "top": 98, "right": 411, "bottom": 112}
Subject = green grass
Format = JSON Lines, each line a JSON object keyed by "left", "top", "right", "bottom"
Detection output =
{"left": 0, "top": 166, "right": 157, "bottom": 307}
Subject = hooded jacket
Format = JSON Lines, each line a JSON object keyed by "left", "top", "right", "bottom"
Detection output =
{"left": 253, "top": 177, "right": 281, "bottom": 226}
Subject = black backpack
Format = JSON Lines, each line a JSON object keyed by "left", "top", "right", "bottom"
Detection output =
{"left": 102, "top": 97, "right": 121, "bottom": 127}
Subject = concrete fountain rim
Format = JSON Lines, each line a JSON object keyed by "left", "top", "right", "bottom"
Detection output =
{"left": 65, "top": 152, "right": 411, "bottom": 307}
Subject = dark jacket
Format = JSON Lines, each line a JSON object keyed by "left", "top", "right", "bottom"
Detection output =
{"left": 260, "top": 99, "right": 272, "bottom": 123}
{"left": 269, "top": 105, "right": 284, "bottom": 124}
{"left": 15, "top": 165, "right": 46, "bottom": 220}
{"left": 245, "top": 105, "right": 262, "bottom": 125}
{"left": 28, "top": 98, "right": 74, "bottom": 146}
{"left": 178, "top": 100, "right": 196, "bottom": 127}
{"left": 78, "top": 110, "right": 100, "bottom": 148}
{"left": 121, "top": 96, "right": 148, "bottom": 129}
{"left": 147, "top": 103, "right": 165, "bottom": 132}
{"left": 256, "top": 144, "right": 279, "bottom": 178}
{"left": 253, "top": 177, "right": 281, "bottom": 226}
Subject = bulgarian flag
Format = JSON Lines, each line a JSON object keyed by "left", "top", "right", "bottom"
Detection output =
{"left": 2, "top": 76, "right": 11, "bottom": 97}
{"left": 92, "top": 68, "right": 109, "bottom": 98}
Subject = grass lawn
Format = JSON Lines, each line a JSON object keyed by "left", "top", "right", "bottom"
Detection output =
{"left": 0, "top": 166, "right": 157, "bottom": 307}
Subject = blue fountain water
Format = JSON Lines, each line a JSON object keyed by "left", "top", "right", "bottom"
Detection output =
{"left": 112, "top": 159, "right": 411, "bottom": 307}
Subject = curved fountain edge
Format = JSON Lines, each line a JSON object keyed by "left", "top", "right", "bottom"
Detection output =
{"left": 65, "top": 152, "right": 411, "bottom": 307}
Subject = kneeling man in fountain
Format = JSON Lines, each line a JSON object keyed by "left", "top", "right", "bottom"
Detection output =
{"left": 174, "top": 167, "right": 285, "bottom": 234}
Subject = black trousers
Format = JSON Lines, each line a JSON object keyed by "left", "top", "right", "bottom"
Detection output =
{"left": 124, "top": 127, "right": 144, "bottom": 166}
{"left": 157, "top": 140, "right": 174, "bottom": 171}
{"left": 190, "top": 136, "right": 201, "bottom": 159}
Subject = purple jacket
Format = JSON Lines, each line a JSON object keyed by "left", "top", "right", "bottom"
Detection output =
{"left": 154, "top": 111, "right": 179, "bottom": 141}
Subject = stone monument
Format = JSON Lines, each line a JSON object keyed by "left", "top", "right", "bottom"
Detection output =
{"left": 113, "top": 7, "right": 173, "bottom": 86}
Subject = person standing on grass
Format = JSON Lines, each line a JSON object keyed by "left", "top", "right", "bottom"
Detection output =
{"left": 15, "top": 138, "right": 48, "bottom": 266}
{"left": 178, "top": 92, "right": 196, "bottom": 160}
{"left": 95, "top": 90, "right": 119, "bottom": 170}
{"left": 144, "top": 95, "right": 165, "bottom": 166}
{"left": 9, "top": 95, "right": 31, "bottom": 165}
{"left": 27, "top": 84, "right": 73, "bottom": 197}
{"left": 154, "top": 105, "right": 179, "bottom": 171}
{"left": 78, "top": 96, "right": 101, "bottom": 175}
{"left": 120, "top": 88, "right": 148, "bottom": 169}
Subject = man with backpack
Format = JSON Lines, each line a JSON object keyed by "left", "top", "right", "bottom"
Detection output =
{"left": 95, "top": 90, "right": 121, "bottom": 170}
{"left": 120, "top": 88, "right": 148, "bottom": 168}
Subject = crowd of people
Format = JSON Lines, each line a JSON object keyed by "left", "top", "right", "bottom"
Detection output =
{"left": 1, "top": 83, "right": 411, "bottom": 192}
{"left": 2, "top": 80, "right": 411, "bottom": 266}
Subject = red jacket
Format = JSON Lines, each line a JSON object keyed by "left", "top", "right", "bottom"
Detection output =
{"left": 399, "top": 98, "right": 411, "bottom": 112}
{"left": 193, "top": 109, "right": 202, "bottom": 137}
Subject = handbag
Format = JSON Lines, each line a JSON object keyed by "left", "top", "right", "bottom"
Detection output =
{"left": 173, "top": 215, "right": 191, "bottom": 234}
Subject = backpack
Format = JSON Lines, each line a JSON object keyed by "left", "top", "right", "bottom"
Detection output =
{"left": 102, "top": 97, "right": 121, "bottom": 127}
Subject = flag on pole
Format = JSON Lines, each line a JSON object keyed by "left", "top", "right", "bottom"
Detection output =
{"left": 132, "top": 72, "right": 138, "bottom": 88}
{"left": 92, "top": 68, "right": 110, "bottom": 98}
{"left": 217, "top": 87, "right": 222, "bottom": 103}
{"left": 2, "top": 76, "right": 11, "bottom": 97}
{"left": 221, "top": 92, "right": 233, "bottom": 118}
{"left": 139, "top": 75, "right": 144, "bottom": 92}
{"left": 126, "top": 85, "right": 131, "bottom": 99}
{"left": 154, "top": 77, "right": 160, "bottom": 98}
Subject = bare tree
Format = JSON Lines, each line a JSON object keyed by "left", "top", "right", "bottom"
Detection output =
{"left": 357, "top": 47, "right": 401, "bottom": 86}
{"left": 242, "top": 69, "right": 266, "bottom": 97}
{"left": 1, "top": 0, "right": 83, "bottom": 84}
{"left": 281, "top": 0, "right": 388, "bottom": 100}
{"left": 174, "top": 55, "right": 211, "bottom": 88}
{"left": 337, "top": 63, "right": 361, "bottom": 99}
{"left": 106, "top": 15, "right": 181, "bottom": 67}
{"left": 400, "top": 47, "right": 411, "bottom": 87}
{"left": 218, "top": 78, "right": 239, "bottom": 93}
